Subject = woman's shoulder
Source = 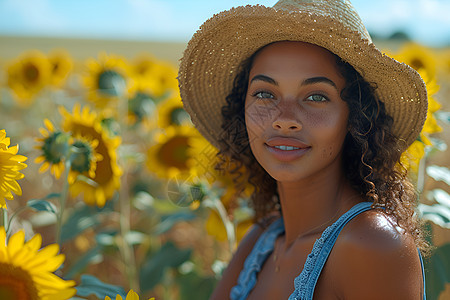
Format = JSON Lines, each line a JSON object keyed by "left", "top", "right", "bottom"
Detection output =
{"left": 328, "top": 208, "right": 424, "bottom": 299}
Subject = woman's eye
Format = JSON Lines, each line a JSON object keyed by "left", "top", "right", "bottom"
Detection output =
{"left": 306, "top": 94, "right": 328, "bottom": 102}
{"left": 253, "top": 91, "right": 274, "bottom": 99}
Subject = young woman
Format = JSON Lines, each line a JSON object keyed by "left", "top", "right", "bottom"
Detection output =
{"left": 178, "top": 0, "right": 429, "bottom": 299}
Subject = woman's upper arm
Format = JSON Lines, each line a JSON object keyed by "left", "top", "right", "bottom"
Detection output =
{"left": 209, "top": 224, "right": 264, "bottom": 300}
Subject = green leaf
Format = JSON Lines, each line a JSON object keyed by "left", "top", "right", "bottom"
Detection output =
{"left": 65, "top": 245, "right": 103, "bottom": 279}
{"left": 424, "top": 243, "right": 450, "bottom": 300}
{"left": 60, "top": 204, "right": 102, "bottom": 243}
{"left": 426, "top": 165, "right": 450, "bottom": 186}
{"left": 153, "top": 212, "right": 196, "bottom": 235}
{"left": 418, "top": 204, "right": 450, "bottom": 228}
{"left": 27, "top": 194, "right": 60, "bottom": 214}
{"left": 75, "top": 274, "right": 126, "bottom": 298}
{"left": 427, "top": 189, "right": 450, "bottom": 207}
{"left": 176, "top": 272, "right": 217, "bottom": 300}
{"left": 139, "top": 241, "right": 192, "bottom": 292}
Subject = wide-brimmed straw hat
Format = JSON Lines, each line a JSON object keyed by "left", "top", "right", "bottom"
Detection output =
{"left": 178, "top": 0, "right": 428, "bottom": 152}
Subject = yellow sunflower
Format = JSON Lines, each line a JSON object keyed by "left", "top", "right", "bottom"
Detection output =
{"left": 0, "top": 130, "right": 27, "bottom": 208}
{"left": 146, "top": 125, "right": 200, "bottom": 180}
{"left": 48, "top": 49, "right": 73, "bottom": 88}
{"left": 6, "top": 50, "right": 52, "bottom": 106}
{"left": 437, "top": 48, "right": 450, "bottom": 77}
{"left": 399, "top": 69, "right": 442, "bottom": 175}
{"left": 157, "top": 95, "right": 191, "bottom": 128}
{"left": 419, "top": 71, "right": 442, "bottom": 145}
{"left": 60, "top": 104, "right": 122, "bottom": 207}
{"left": 205, "top": 210, "right": 253, "bottom": 244}
{"left": 82, "top": 53, "right": 135, "bottom": 111}
{"left": 105, "top": 289, "right": 155, "bottom": 300}
{"left": 35, "top": 119, "right": 70, "bottom": 179}
{"left": 128, "top": 91, "right": 157, "bottom": 126}
{"left": 393, "top": 43, "right": 437, "bottom": 79}
{"left": 131, "top": 55, "right": 178, "bottom": 98}
{"left": 399, "top": 140, "right": 425, "bottom": 175}
{"left": 67, "top": 135, "right": 103, "bottom": 184}
{"left": 0, "top": 227, "right": 76, "bottom": 300}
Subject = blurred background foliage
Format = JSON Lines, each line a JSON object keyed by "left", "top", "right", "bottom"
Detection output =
{"left": 0, "top": 33, "right": 449, "bottom": 299}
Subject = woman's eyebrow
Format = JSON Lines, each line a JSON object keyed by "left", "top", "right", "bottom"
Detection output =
{"left": 249, "top": 74, "right": 278, "bottom": 85}
{"left": 301, "top": 76, "right": 338, "bottom": 90}
{"left": 249, "top": 75, "right": 338, "bottom": 91}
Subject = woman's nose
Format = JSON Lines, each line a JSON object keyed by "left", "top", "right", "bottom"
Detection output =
{"left": 272, "top": 105, "right": 302, "bottom": 131}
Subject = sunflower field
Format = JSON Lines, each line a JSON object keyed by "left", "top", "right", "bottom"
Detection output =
{"left": 0, "top": 39, "right": 449, "bottom": 300}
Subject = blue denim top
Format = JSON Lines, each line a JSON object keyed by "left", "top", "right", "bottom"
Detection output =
{"left": 230, "top": 201, "right": 426, "bottom": 300}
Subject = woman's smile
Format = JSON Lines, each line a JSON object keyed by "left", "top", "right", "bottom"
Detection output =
{"left": 264, "top": 136, "right": 311, "bottom": 162}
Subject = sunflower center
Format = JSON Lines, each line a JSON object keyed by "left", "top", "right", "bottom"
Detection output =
{"left": 0, "top": 263, "right": 39, "bottom": 300}
{"left": 43, "top": 132, "right": 70, "bottom": 164}
{"left": 158, "top": 136, "right": 189, "bottom": 170}
{"left": 70, "top": 140, "right": 93, "bottom": 173}
{"left": 23, "top": 63, "right": 39, "bottom": 83}
{"left": 410, "top": 58, "right": 425, "bottom": 71}
{"left": 97, "top": 70, "right": 126, "bottom": 97}
{"left": 129, "top": 92, "right": 156, "bottom": 120}
{"left": 170, "top": 108, "right": 190, "bottom": 125}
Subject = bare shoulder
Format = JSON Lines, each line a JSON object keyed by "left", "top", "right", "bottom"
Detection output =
{"left": 209, "top": 221, "right": 267, "bottom": 300}
{"left": 329, "top": 209, "right": 423, "bottom": 300}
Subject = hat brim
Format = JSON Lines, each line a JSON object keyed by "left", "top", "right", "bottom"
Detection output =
{"left": 178, "top": 5, "right": 428, "bottom": 152}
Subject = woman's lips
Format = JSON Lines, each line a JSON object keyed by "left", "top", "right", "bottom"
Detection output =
{"left": 265, "top": 137, "right": 311, "bottom": 162}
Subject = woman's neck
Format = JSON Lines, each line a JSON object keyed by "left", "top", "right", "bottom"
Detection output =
{"left": 277, "top": 171, "right": 361, "bottom": 248}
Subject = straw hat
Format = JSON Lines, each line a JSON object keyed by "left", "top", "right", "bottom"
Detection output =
{"left": 178, "top": 0, "right": 428, "bottom": 152}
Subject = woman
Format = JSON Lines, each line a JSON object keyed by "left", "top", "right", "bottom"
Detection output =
{"left": 178, "top": 0, "right": 428, "bottom": 299}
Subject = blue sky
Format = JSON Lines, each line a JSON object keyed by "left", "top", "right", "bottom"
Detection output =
{"left": 0, "top": 0, "right": 449, "bottom": 47}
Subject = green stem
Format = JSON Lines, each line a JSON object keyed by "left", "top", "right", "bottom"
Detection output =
{"left": 417, "top": 156, "right": 426, "bottom": 198}
{"left": 0, "top": 208, "right": 6, "bottom": 229}
{"left": 56, "top": 159, "right": 71, "bottom": 246}
{"left": 119, "top": 172, "right": 139, "bottom": 292}
{"left": 204, "top": 196, "right": 236, "bottom": 253}
{"left": 115, "top": 79, "right": 139, "bottom": 292}
{"left": 5, "top": 206, "right": 27, "bottom": 235}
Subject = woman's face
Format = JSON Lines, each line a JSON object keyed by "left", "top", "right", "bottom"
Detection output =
{"left": 245, "top": 41, "right": 349, "bottom": 183}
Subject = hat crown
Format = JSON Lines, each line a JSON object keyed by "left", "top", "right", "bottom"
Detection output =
{"left": 273, "top": 0, "right": 372, "bottom": 42}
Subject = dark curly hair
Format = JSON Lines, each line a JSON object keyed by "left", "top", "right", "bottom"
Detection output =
{"left": 216, "top": 44, "right": 428, "bottom": 253}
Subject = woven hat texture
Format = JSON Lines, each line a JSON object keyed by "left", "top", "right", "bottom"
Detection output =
{"left": 178, "top": 0, "right": 428, "bottom": 152}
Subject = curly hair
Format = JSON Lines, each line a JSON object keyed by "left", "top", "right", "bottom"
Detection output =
{"left": 216, "top": 45, "right": 428, "bottom": 253}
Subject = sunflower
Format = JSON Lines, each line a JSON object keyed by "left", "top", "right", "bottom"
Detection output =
{"left": 157, "top": 95, "right": 191, "bottom": 128}
{"left": 35, "top": 119, "right": 70, "bottom": 179}
{"left": 399, "top": 140, "right": 425, "bottom": 175}
{"left": 437, "top": 48, "right": 450, "bottom": 77}
{"left": 0, "top": 130, "right": 27, "bottom": 208}
{"left": 399, "top": 69, "right": 442, "bottom": 175}
{"left": 105, "top": 289, "right": 155, "bottom": 300}
{"left": 67, "top": 136, "right": 103, "bottom": 184}
{"left": 393, "top": 43, "right": 437, "bottom": 79}
{"left": 48, "top": 49, "right": 73, "bottom": 88}
{"left": 146, "top": 125, "right": 200, "bottom": 180}
{"left": 419, "top": 71, "right": 442, "bottom": 145}
{"left": 6, "top": 50, "right": 52, "bottom": 106}
{"left": 205, "top": 210, "right": 253, "bottom": 244}
{"left": 0, "top": 227, "right": 76, "bottom": 300}
{"left": 60, "top": 104, "right": 122, "bottom": 207}
{"left": 131, "top": 55, "right": 178, "bottom": 99}
{"left": 128, "top": 91, "right": 157, "bottom": 126}
{"left": 82, "top": 53, "right": 135, "bottom": 111}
